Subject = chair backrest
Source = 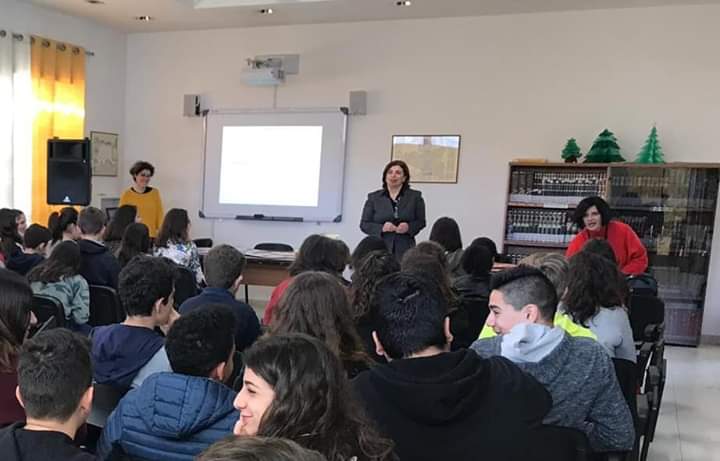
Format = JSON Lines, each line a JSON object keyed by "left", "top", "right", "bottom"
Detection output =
{"left": 193, "top": 238, "right": 213, "bottom": 248}
{"left": 628, "top": 295, "right": 664, "bottom": 341}
{"left": 89, "top": 285, "right": 125, "bottom": 327}
{"left": 254, "top": 242, "right": 294, "bottom": 252}
{"left": 612, "top": 358, "right": 639, "bottom": 428}
{"left": 639, "top": 366, "right": 662, "bottom": 461}
{"left": 531, "top": 425, "right": 590, "bottom": 461}
{"left": 86, "top": 383, "right": 127, "bottom": 429}
{"left": 450, "top": 296, "right": 489, "bottom": 350}
{"left": 173, "top": 265, "right": 198, "bottom": 307}
{"left": 31, "top": 295, "right": 64, "bottom": 329}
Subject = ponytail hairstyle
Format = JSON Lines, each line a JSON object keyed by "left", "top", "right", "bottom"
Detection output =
{"left": 48, "top": 207, "right": 79, "bottom": 244}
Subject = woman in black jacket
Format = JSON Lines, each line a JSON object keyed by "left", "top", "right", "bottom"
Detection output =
{"left": 360, "top": 160, "right": 426, "bottom": 260}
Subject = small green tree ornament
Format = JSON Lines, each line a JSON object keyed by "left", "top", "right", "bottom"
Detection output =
{"left": 561, "top": 138, "right": 582, "bottom": 163}
{"left": 635, "top": 125, "right": 665, "bottom": 164}
{"left": 584, "top": 129, "right": 625, "bottom": 163}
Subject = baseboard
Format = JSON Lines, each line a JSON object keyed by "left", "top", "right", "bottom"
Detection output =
{"left": 700, "top": 335, "right": 720, "bottom": 345}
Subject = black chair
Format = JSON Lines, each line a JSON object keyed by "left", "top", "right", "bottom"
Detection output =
{"left": 89, "top": 285, "right": 125, "bottom": 327}
{"left": 531, "top": 425, "right": 590, "bottom": 461}
{"left": 87, "top": 383, "right": 127, "bottom": 429}
{"left": 174, "top": 266, "right": 198, "bottom": 307}
{"left": 31, "top": 295, "right": 64, "bottom": 329}
{"left": 637, "top": 366, "right": 661, "bottom": 461}
{"left": 193, "top": 238, "right": 213, "bottom": 248}
{"left": 244, "top": 242, "right": 294, "bottom": 303}
{"left": 627, "top": 295, "right": 664, "bottom": 342}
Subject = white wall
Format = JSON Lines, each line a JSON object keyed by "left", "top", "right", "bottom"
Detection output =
{"left": 123, "top": 4, "right": 720, "bottom": 337}
{"left": 1, "top": 0, "right": 126, "bottom": 207}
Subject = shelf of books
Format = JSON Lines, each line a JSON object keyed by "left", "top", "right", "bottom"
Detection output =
{"left": 503, "top": 162, "right": 720, "bottom": 346}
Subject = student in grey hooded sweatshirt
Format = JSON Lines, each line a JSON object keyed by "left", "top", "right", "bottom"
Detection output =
{"left": 471, "top": 266, "right": 634, "bottom": 453}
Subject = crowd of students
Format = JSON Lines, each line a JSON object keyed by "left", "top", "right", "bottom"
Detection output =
{"left": 0, "top": 200, "right": 641, "bottom": 460}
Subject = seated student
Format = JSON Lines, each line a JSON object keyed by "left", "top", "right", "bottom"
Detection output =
{"left": 0, "top": 270, "right": 36, "bottom": 426}
{"left": 233, "top": 334, "right": 395, "bottom": 461}
{"left": 353, "top": 272, "right": 551, "bottom": 461}
{"left": 116, "top": 223, "right": 150, "bottom": 268}
{"left": 452, "top": 243, "right": 493, "bottom": 340}
{"left": 98, "top": 305, "right": 238, "bottom": 461}
{"left": 47, "top": 207, "right": 81, "bottom": 253}
{"left": 471, "top": 266, "right": 634, "bottom": 452}
{"left": 91, "top": 256, "right": 177, "bottom": 390}
{"left": 154, "top": 208, "right": 205, "bottom": 285}
{"left": 6, "top": 224, "right": 51, "bottom": 276}
{"left": 199, "top": 437, "right": 327, "bottom": 461}
{"left": 77, "top": 207, "right": 121, "bottom": 288}
{"left": 349, "top": 250, "right": 400, "bottom": 361}
{"left": 0, "top": 329, "right": 96, "bottom": 461}
{"left": 28, "top": 241, "right": 91, "bottom": 334}
{"left": 428, "top": 216, "right": 465, "bottom": 277}
{"left": 565, "top": 251, "right": 636, "bottom": 362}
{"left": 179, "top": 245, "right": 260, "bottom": 352}
{"left": 350, "top": 235, "right": 387, "bottom": 270}
{"left": 263, "top": 235, "right": 350, "bottom": 325}
{"left": 102, "top": 205, "right": 138, "bottom": 256}
{"left": 270, "top": 271, "right": 370, "bottom": 378}
{"left": 0, "top": 208, "right": 23, "bottom": 263}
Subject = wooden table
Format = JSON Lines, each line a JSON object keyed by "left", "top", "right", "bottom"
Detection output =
{"left": 243, "top": 257, "right": 292, "bottom": 287}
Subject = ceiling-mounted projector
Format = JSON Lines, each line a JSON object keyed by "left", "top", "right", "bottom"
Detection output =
{"left": 241, "top": 67, "right": 285, "bottom": 86}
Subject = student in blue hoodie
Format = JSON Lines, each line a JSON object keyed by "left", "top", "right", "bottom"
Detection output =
{"left": 98, "top": 304, "right": 237, "bottom": 461}
{"left": 6, "top": 224, "right": 51, "bottom": 276}
{"left": 91, "top": 256, "right": 178, "bottom": 390}
{"left": 179, "top": 244, "right": 260, "bottom": 352}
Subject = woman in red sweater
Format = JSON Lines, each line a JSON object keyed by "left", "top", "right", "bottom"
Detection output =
{"left": 565, "top": 196, "right": 648, "bottom": 275}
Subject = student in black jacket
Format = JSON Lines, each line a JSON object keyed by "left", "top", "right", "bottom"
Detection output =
{"left": 0, "top": 329, "right": 97, "bottom": 461}
{"left": 77, "top": 207, "right": 121, "bottom": 288}
{"left": 352, "top": 272, "right": 551, "bottom": 461}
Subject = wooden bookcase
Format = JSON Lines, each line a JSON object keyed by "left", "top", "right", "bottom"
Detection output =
{"left": 503, "top": 161, "right": 720, "bottom": 346}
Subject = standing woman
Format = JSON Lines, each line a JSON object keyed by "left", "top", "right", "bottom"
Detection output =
{"left": 360, "top": 160, "right": 426, "bottom": 260}
{"left": 565, "top": 196, "right": 648, "bottom": 275}
{"left": 119, "top": 161, "right": 164, "bottom": 238}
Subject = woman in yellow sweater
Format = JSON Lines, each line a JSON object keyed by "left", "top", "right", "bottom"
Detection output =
{"left": 119, "top": 161, "right": 164, "bottom": 238}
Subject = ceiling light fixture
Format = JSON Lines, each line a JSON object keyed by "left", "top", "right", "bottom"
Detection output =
{"left": 259, "top": 8, "right": 274, "bottom": 14}
{"left": 134, "top": 15, "right": 154, "bottom": 21}
{"left": 395, "top": 0, "right": 412, "bottom": 5}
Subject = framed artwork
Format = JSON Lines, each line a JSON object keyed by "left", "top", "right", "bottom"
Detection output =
{"left": 391, "top": 135, "right": 461, "bottom": 183}
{"left": 90, "top": 131, "right": 119, "bottom": 176}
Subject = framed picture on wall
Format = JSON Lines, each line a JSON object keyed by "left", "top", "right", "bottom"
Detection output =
{"left": 90, "top": 131, "right": 119, "bottom": 177}
{"left": 391, "top": 135, "right": 461, "bottom": 183}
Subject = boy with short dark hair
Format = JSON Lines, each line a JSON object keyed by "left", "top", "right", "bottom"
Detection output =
{"left": 6, "top": 224, "right": 51, "bottom": 276}
{"left": 77, "top": 207, "right": 121, "bottom": 288}
{"left": 0, "top": 329, "right": 96, "bottom": 461}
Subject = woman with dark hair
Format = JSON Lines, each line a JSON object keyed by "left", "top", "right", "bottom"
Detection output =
{"left": 0, "top": 208, "right": 22, "bottom": 263}
{"left": 47, "top": 206, "right": 81, "bottom": 250}
{"left": 103, "top": 204, "right": 139, "bottom": 254}
{"left": 0, "top": 269, "right": 36, "bottom": 425}
{"left": 119, "top": 160, "right": 164, "bottom": 238}
{"left": 27, "top": 241, "right": 91, "bottom": 334}
{"left": 566, "top": 196, "right": 648, "bottom": 275}
{"left": 360, "top": 160, "right": 426, "bottom": 260}
{"left": 233, "top": 334, "right": 396, "bottom": 461}
{"left": 262, "top": 235, "right": 350, "bottom": 325}
{"left": 117, "top": 223, "right": 151, "bottom": 268}
{"left": 271, "top": 271, "right": 370, "bottom": 378}
{"left": 429, "top": 217, "right": 464, "bottom": 277}
{"left": 154, "top": 208, "right": 205, "bottom": 285}
{"left": 349, "top": 250, "right": 400, "bottom": 361}
{"left": 11, "top": 209, "right": 27, "bottom": 238}
{"left": 199, "top": 437, "right": 327, "bottom": 461}
{"left": 564, "top": 251, "right": 635, "bottom": 361}
{"left": 350, "top": 235, "right": 387, "bottom": 270}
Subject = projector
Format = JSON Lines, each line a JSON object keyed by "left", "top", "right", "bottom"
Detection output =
{"left": 240, "top": 67, "right": 285, "bottom": 86}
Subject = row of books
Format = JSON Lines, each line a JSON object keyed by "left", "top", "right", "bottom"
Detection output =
{"left": 505, "top": 209, "right": 577, "bottom": 243}
{"left": 617, "top": 214, "right": 714, "bottom": 256}
{"left": 609, "top": 169, "right": 719, "bottom": 209}
{"left": 664, "top": 305, "right": 703, "bottom": 345}
{"left": 654, "top": 266, "right": 707, "bottom": 300}
{"left": 510, "top": 169, "right": 607, "bottom": 199}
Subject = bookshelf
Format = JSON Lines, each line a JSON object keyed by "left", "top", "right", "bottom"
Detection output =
{"left": 503, "top": 162, "right": 720, "bottom": 346}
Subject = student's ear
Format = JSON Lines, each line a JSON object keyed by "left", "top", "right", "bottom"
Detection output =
{"left": 231, "top": 274, "right": 244, "bottom": 293}
{"left": 444, "top": 317, "right": 454, "bottom": 348}
{"left": 15, "top": 386, "right": 25, "bottom": 409}
{"left": 372, "top": 331, "right": 389, "bottom": 361}
{"left": 525, "top": 304, "right": 541, "bottom": 323}
{"left": 79, "top": 386, "right": 94, "bottom": 417}
{"left": 210, "top": 361, "right": 227, "bottom": 382}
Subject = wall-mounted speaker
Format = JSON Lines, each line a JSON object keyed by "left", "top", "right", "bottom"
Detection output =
{"left": 47, "top": 138, "right": 91, "bottom": 206}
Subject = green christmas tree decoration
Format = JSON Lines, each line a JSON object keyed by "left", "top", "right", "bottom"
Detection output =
{"left": 584, "top": 129, "right": 625, "bottom": 163}
{"left": 561, "top": 138, "right": 582, "bottom": 163}
{"left": 635, "top": 125, "right": 665, "bottom": 164}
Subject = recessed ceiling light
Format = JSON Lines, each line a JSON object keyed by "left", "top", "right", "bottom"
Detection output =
{"left": 395, "top": 0, "right": 412, "bottom": 5}
{"left": 259, "top": 8, "right": 274, "bottom": 14}
{"left": 86, "top": 0, "right": 105, "bottom": 4}
{"left": 134, "top": 16, "right": 154, "bottom": 21}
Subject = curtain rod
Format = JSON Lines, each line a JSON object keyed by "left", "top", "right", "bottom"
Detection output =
{"left": 0, "top": 30, "right": 95, "bottom": 57}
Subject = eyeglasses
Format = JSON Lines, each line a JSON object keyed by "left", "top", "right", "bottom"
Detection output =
{"left": 137, "top": 173, "right": 153, "bottom": 178}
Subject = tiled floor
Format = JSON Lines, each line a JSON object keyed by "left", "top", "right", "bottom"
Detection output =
{"left": 648, "top": 345, "right": 720, "bottom": 461}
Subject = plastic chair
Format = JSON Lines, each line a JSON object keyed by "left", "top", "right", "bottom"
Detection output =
{"left": 531, "top": 425, "right": 590, "bottom": 461}
{"left": 627, "top": 295, "right": 664, "bottom": 341}
{"left": 89, "top": 285, "right": 125, "bottom": 326}
{"left": 87, "top": 383, "right": 127, "bottom": 429}
{"left": 31, "top": 295, "right": 65, "bottom": 329}
{"left": 637, "top": 366, "right": 661, "bottom": 461}
{"left": 244, "top": 242, "right": 294, "bottom": 302}
{"left": 193, "top": 238, "right": 213, "bottom": 248}
{"left": 174, "top": 266, "right": 198, "bottom": 307}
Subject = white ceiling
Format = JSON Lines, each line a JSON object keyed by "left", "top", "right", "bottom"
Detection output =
{"left": 23, "top": 0, "right": 720, "bottom": 33}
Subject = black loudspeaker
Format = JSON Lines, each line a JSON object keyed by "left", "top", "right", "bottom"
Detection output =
{"left": 47, "top": 138, "right": 91, "bottom": 205}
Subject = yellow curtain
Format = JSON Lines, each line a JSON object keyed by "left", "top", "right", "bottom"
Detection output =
{"left": 30, "top": 36, "right": 85, "bottom": 225}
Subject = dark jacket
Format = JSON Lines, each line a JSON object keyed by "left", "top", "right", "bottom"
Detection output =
{"left": 452, "top": 273, "right": 491, "bottom": 345}
{"left": 5, "top": 252, "right": 44, "bottom": 276}
{"left": 78, "top": 239, "right": 121, "bottom": 288}
{"left": 97, "top": 372, "right": 237, "bottom": 461}
{"left": 91, "top": 324, "right": 165, "bottom": 390}
{"left": 352, "top": 349, "right": 551, "bottom": 461}
{"left": 0, "top": 372, "right": 24, "bottom": 426}
{"left": 179, "top": 288, "right": 261, "bottom": 352}
{"left": 0, "top": 423, "right": 97, "bottom": 461}
{"left": 360, "top": 188, "right": 426, "bottom": 260}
